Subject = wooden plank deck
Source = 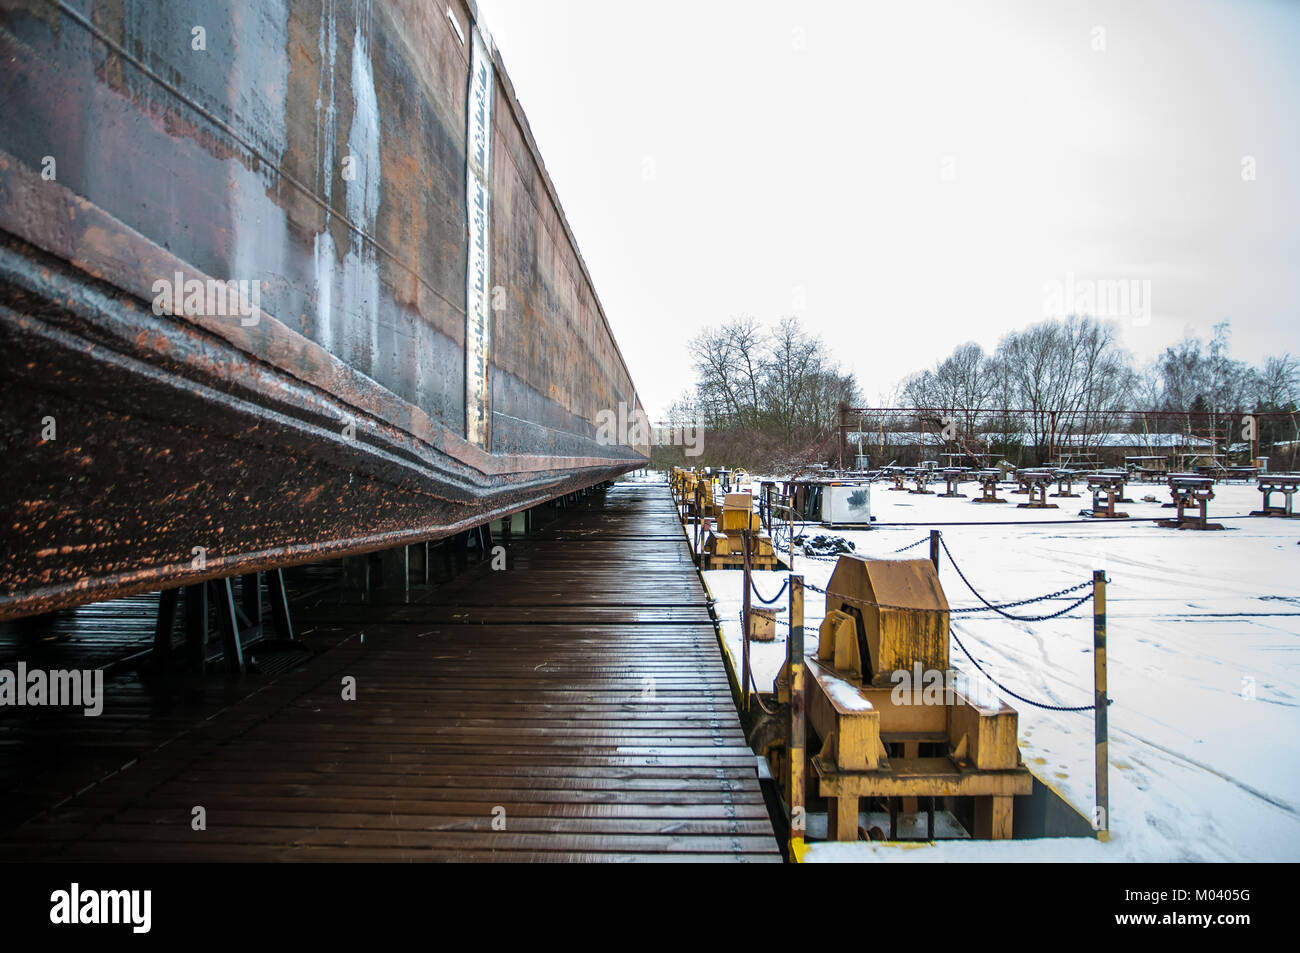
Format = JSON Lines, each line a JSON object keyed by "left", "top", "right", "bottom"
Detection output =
{"left": 0, "top": 482, "right": 780, "bottom": 862}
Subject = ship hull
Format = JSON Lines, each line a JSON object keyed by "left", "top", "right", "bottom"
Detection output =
{"left": 0, "top": 0, "right": 646, "bottom": 618}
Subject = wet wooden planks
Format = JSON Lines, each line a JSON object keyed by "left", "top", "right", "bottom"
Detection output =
{"left": 1, "top": 482, "right": 780, "bottom": 862}
{"left": 0, "top": 594, "right": 161, "bottom": 671}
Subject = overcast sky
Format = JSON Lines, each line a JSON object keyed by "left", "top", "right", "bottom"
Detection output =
{"left": 476, "top": 0, "right": 1300, "bottom": 418}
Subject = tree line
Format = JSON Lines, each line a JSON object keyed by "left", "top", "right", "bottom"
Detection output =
{"left": 661, "top": 316, "right": 859, "bottom": 470}
{"left": 663, "top": 313, "right": 1297, "bottom": 471}
{"left": 894, "top": 317, "right": 1298, "bottom": 463}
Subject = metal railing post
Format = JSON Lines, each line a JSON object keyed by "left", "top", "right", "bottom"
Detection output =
{"left": 789, "top": 575, "right": 806, "bottom": 860}
{"left": 741, "top": 529, "right": 752, "bottom": 713}
{"left": 1093, "top": 569, "right": 1109, "bottom": 839}
{"left": 787, "top": 495, "right": 794, "bottom": 566}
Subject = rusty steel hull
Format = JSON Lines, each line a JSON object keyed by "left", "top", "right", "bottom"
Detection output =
{"left": 0, "top": 0, "right": 646, "bottom": 619}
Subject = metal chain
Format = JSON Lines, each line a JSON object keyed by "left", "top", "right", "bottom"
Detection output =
{"left": 952, "top": 578, "right": 1093, "bottom": 611}
{"left": 950, "top": 628, "right": 1104, "bottom": 712}
{"left": 746, "top": 661, "right": 777, "bottom": 715}
{"left": 749, "top": 576, "right": 789, "bottom": 605}
{"left": 801, "top": 576, "right": 1090, "bottom": 619}
{"left": 890, "top": 535, "right": 931, "bottom": 554}
{"left": 939, "top": 535, "right": 1095, "bottom": 622}
{"left": 951, "top": 591, "right": 1094, "bottom": 620}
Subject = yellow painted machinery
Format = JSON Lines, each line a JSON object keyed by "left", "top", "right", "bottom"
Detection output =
{"left": 774, "top": 555, "right": 1031, "bottom": 841}
{"left": 701, "top": 480, "right": 725, "bottom": 524}
{"left": 676, "top": 468, "right": 701, "bottom": 519}
{"left": 670, "top": 467, "right": 683, "bottom": 506}
{"left": 703, "top": 493, "right": 779, "bottom": 570}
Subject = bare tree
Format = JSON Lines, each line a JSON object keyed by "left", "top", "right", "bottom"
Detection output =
{"left": 683, "top": 315, "right": 858, "bottom": 468}
{"left": 688, "top": 316, "right": 764, "bottom": 429}
{"left": 1254, "top": 354, "right": 1298, "bottom": 410}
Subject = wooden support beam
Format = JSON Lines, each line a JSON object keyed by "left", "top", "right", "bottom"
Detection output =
{"left": 974, "top": 795, "right": 1014, "bottom": 840}
{"left": 902, "top": 741, "right": 920, "bottom": 814}
{"left": 828, "top": 795, "right": 859, "bottom": 842}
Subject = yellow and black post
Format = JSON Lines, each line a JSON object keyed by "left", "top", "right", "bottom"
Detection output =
{"left": 1093, "top": 568, "right": 1109, "bottom": 840}
{"left": 741, "top": 528, "right": 752, "bottom": 713}
{"left": 789, "top": 575, "right": 806, "bottom": 861}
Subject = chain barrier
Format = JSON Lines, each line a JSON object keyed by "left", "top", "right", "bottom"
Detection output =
{"left": 747, "top": 657, "right": 778, "bottom": 715}
{"left": 939, "top": 534, "right": 1096, "bottom": 622}
{"left": 953, "top": 589, "right": 1094, "bottom": 620}
{"left": 950, "top": 627, "right": 1104, "bottom": 712}
{"left": 749, "top": 615, "right": 1102, "bottom": 712}
{"left": 755, "top": 613, "right": 1100, "bottom": 711}
{"left": 792, "top": 551, "right": 841, "bottom": 562}
{"left": 732, "top": 610, "right": 781, "bottom": 715}
{"left": 749, "top": 576, "right": 789, "bottom": 605}
{"left": 890, "top": 535, "right": 930, "bottom": 554}
{"left": 785, "top": 572, "right": 1091, "bottom": 620}
{"left": 727, "top": 515, "right": 1109, "bottom": 714}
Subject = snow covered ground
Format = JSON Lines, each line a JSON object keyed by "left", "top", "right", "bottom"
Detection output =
{"left": 695, "top": 475, "right": 1300, "bottom": 861}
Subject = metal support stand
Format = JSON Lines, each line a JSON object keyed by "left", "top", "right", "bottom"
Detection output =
{"left": 971, "top": 470, "right": 1007, "bottom": 503}
{"left": 154, "top": 587, "right": 179, "bottom": 669}
{"left": 212, "top": 577, "right": 245, "bottom": 674}
{"left": 1252, "top": 475, "right": 1300, "bottom": 517}
{"left": 241, "top": 573, "right": 261, "bottom": 630}
{"left": 380, "top": 546, "right": 410, "bottom": 593}
{"left": 938, "top": 469, "right": 966, "bottom": 498}
{"left": 157, "top": 569, "right": 295, "bottom": 675}
{"left": 266, "top": 569, "right": 296, "bottom": 642}
{"left": 342, "top": 554, "right": 371, "bottom": 595}
{"left": 184, "top": 582, "right": 208, "bottom": 673}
